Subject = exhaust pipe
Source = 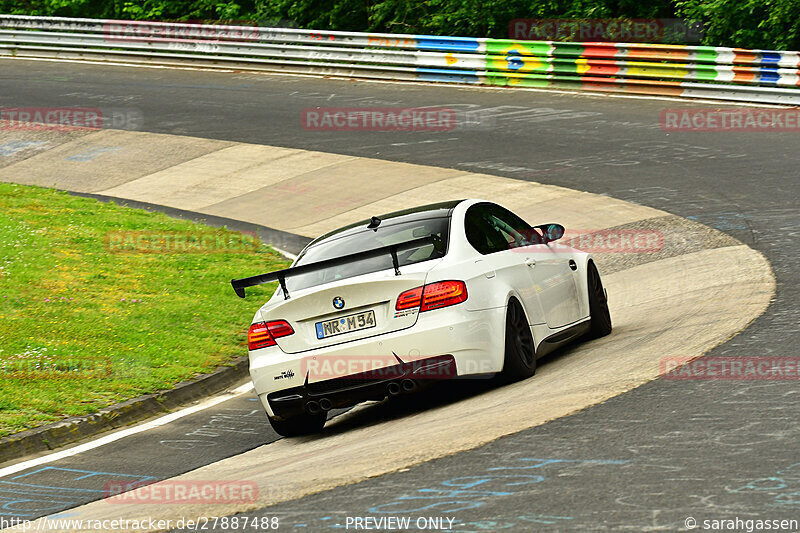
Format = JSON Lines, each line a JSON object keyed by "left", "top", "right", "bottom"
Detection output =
{"left": 387, "top": 382, "right": 402, "bottom": 396}
{"left": 306, "top": 401, "right": 321, "bottom": 415}
{"left": 318, "top": 398, "right": 332, "bottom": 411}
{"left": 401, "top": 379, "right": 416, "bottom": 392}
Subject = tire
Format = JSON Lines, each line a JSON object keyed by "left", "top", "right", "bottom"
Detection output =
{"left": 587, "top": 261, "right": 612, "bottom": 339}
{"left": 500, "top": 299, "right": 537, "bottom": 381}
{"left": 267, "top": 412, "right": 326, "bottom": 437}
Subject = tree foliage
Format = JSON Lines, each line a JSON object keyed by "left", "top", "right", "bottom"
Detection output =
{"left": 673, "top": 0, "right": 800, "bottom": 50}
{"left": 0, "top": 0, "right": 255, "bottom": 20}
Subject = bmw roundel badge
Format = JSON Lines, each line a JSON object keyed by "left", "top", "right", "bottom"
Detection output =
{"left": 332, "top": 296, "right": 345, "bottom": 310}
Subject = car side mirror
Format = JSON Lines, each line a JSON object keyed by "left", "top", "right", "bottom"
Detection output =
{"left": 536, "top": 223, "right": 565, "bottom": 244}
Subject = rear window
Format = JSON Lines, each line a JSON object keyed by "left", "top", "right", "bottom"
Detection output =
{"left": 286, "top": 217, "right": 450, "bottom": 292}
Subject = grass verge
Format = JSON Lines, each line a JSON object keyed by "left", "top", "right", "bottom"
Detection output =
{"left": 0, "top": 183, "right": 288, "bottom": 437}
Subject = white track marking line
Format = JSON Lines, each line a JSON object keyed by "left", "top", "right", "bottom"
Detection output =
{"left": 0, "top": 382, "right": 254, "bottom": 478}
{"left": 271, "top": 246, "right": 298, "bottom": 261}
{"left": 0, "top": 56, "right": 791, "bottom": 109}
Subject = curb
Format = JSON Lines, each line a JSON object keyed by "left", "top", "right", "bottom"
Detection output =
{"left": 0, "top": 357, "right": 249, "bottom": 466}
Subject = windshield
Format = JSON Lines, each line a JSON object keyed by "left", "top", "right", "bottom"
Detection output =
{"left": 286, "top": 216, "right": 450, "bottom": 292}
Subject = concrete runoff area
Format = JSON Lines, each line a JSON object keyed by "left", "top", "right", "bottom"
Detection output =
{"left": 0, "top": 127, "right": 773, "bottom": 532}
{"left": 1, "top": 129, "right": 665, "bottom": 238}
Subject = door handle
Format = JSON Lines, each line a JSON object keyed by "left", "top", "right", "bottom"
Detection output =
{"left": 525, "top": 258, "right": 536, "bottom": 267}
{"left": 568, "top": 259, "right": 577, "bottom": 271}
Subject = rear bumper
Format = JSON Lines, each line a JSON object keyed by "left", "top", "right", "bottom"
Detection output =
{"left": 266, "top": 354, "right": 455, "bottom": 419}
{"left": 249, "top": 306, "right": 505, "bottom": 417}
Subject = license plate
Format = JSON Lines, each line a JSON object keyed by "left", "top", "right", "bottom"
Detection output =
{"left": 315, "top": 310, "right": 376, "bottom": 339}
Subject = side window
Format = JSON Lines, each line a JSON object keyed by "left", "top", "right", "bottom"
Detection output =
{"left": 492, "top": 220, "right": 516, "bottom": 247}
{"left": 489, "top": 205, "right": 532, "bottom": 232}
{"left": 487, "top": 205, "right": 541, "bottom": 247}
{"left": 464, "top": 205, "right": 511, "bottom": 255}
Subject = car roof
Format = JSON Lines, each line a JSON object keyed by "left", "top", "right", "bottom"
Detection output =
{"left": 306, "top": 199, "right": 466, "bottom": 247}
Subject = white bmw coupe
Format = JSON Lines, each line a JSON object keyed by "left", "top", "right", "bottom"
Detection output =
{"left": 232, "top": 199, "right": 611, "bottom": 436}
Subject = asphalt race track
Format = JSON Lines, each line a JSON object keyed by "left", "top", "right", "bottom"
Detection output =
{"left": 1, "top": 59, "right": 798, "bottom": 531}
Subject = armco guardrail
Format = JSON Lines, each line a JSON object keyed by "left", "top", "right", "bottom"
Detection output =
{"left": 1, "top": 15, "right": 799, "bottom": 105}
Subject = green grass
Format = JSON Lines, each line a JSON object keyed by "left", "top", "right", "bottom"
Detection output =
{"left": 0, "top": 183, "right": 288, "bottom": 437}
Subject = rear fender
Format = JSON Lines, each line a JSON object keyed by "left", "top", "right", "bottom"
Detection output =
{"left": 435, "top": 258, "right": 518, "bottom": 312}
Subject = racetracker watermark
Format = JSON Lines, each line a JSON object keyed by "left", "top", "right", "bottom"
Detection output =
{"left": 556, "top": 229, "right": 662, "bottom": 253}
{"left": 103, "top": 19, "right": 261, "bottom": 43}
{"left": 661, "top": 357, "right": 800, "bottom": 380}
{"left": 299, "top": 354, "right": 458, "bottom": 381}
{"left": 509, "top": 18, "right": 703, "bottom": 43}
{"left": 1, "top": 355, "right": 111, "bottom": 379}
{"left": 0, "top": 107, "right": 143, "bottom": 131}
{"left": 301, "top": 107, "right": 456, "bottom": 132}
{"left": 661, "top": 108, "right": 800, "bottom": 132}
{"left": 509, "top": 229, "right": 664, "bottom": 253}
{"left": 103, "top": 480, "right": 258, "bottom": 504}
{"left": 105, "top": 230, "right": 258, "bottom": 254}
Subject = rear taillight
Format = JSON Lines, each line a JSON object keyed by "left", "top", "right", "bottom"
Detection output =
{"left": 395, "top": 286, "right": 423, "bottom": 310}
{"left": 396, "top": 280, "right": 467, "bottom": 312}
{"left": 248, "top": 322, "right": 272, "bottom": 350}
{"left": 267, "top": 320, "right": 294, "bottom": 339}
{"left": 248, "top": 320, "right": 294, "bottom": 350}
{"left": 420, "top": 280, "right": 468, "bottom": 311}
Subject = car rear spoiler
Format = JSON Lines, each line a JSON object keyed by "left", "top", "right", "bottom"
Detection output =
{"left": 231, "top": 235, "right": 442, "bottom": 299}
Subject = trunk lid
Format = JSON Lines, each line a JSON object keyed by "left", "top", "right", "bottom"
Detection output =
{"left": 259, "top": 262, "right": 436, "bottom": 354}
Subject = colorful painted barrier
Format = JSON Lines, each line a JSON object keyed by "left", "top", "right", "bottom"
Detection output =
{"left": 1, "top": 15, "right": 798, "bottom": 104}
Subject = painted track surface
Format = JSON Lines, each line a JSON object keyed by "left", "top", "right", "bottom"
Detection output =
{"left": 0, "top": 126, "right": 772, "bottom": 530}
{"left": 0, "top": 59, "right": 796, "bottom": 531}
